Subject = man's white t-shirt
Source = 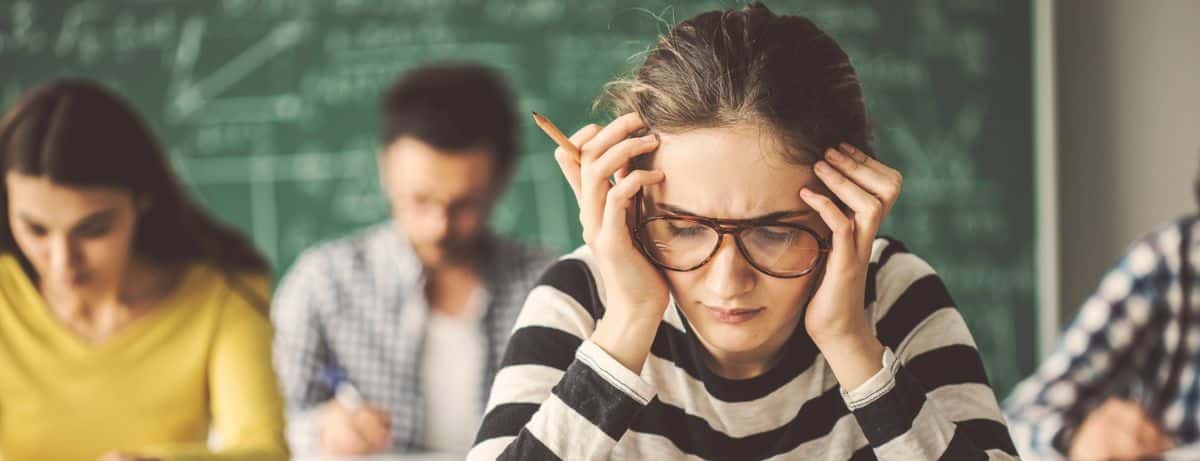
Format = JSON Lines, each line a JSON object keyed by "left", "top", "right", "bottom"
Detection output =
{"left": 420, "top": 288, "right": 487, "bottom": 451}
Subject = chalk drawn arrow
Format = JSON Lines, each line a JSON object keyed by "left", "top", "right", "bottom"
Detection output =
{"left": 168, "top": 19, "right": 307, "bottom": 120}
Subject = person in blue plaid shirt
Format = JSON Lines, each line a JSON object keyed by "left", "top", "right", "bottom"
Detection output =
{"left": 1006, "top": 206, "right": 1200, "bottom": 459}
{"left": 271, "top": 63, "right": 553, "bottom": 456}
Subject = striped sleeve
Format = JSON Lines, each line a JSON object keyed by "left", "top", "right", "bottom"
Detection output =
{"left": 1004, "top": 223, "right": 1180, "bottom": 459}
{"left": 846, "top": 239, "right": 1019, "bottom": 460}
{"left": 469, "top": 252, "right": 657, "bottom": 461}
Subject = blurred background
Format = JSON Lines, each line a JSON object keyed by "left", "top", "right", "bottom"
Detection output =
{"left": 0, "top": 0, "right": 1195, "bottom": 399}
{"left": 1054, "top": 0, "right": 1199, "bottom": 333}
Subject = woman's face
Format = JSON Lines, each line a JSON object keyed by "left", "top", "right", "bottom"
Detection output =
{"left": 6, "top": 172, "right": 140, "bottom": 298}
{"left": 643, "top": 122, "right": 830, "bottom": 364}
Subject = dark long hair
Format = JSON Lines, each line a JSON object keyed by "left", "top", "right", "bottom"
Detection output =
{"left": 0, "top": 79, "right": 269, "bottom": 283}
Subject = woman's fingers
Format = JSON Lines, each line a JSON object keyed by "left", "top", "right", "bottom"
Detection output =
{"left": 800, "top": 188, "right": 856, "bottom": 270}
{"left": 826, "top": 144, "right": 902, "bottom": 214}
{"left": 580, "top": 113, "right": 645, "bottom": 162}
{"left": 840, "top": 143, "right": 902, "bottom": 179}
{"left": 568, "top": 124, "right": 603, "bottom": 155}
{"left": 599, "top": 170, "right": 664, "bottom": 246}
{"left": 555, "top": 149, "right": 583, "bottom": 202}
{"left": 578, "top": 114, "right": 653, "bottom": 244}
{"left": 815, "top": 143, "right": 904, "bottom": 253}
{"left": 813, "top": 160, "right": 883, "bottom": 252}
{"left": 554, "top": 124, "right": 603, "bottom": 202}
{"left": 615, "top": 163, "right": 630, "bottom": 182}
{"left": 587, "top": 134, "right": 658, "bottom": 184}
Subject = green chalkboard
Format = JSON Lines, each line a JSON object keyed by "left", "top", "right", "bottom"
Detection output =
{"left": 0, "top": 0, "right": 1035, "bottom": 395}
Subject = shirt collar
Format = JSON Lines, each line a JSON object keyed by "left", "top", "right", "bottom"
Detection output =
{"left": 375, "top": 220, "right": 504, "bottom": 295}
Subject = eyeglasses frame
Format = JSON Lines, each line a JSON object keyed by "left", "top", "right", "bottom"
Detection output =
{"left": 631, "top": 198, "right": 831, "bottom": 278}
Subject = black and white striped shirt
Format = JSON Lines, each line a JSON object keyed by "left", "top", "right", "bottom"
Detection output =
{"left": 470, "top": 238, "right": 1018, "bottom": 460}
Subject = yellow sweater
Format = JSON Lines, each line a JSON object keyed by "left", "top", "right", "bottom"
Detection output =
{"left": 0, "top": 254, "right": 288, "bottom": 461}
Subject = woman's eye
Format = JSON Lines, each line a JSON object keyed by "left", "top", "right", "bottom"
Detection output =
{"left": 668, "top": 223, "right": 705, "bottom": 237}
{"left": 759, "top": 230, "right": 794, "bottom": 242}
{"left": 28, "top": 225, "right": 48, "bottom": 237}
{"left": 749, "top": 227, "right": 800, "bottom": 246}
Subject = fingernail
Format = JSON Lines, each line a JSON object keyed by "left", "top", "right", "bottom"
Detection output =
{"left": 800, "top": 188, "right": 813, "bottom": 198}
{"left": 826, "top": 149, "right": 846, "bottom": 162}
{"left": 838, "top": 143, "right": 855, "bottom": 155}
{"left": 814, "top": 160, "right": 831, "bottom": 173}
{"left": 642, "top": 134, "right": 658, "bottom": 144}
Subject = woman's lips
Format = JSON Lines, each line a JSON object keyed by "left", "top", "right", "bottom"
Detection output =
{"left": 703, "top": 304, "right": 766, "bottom": 324}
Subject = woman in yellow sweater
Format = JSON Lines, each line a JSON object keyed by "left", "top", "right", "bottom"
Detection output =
{"left": 0, "top": 80, "right": 287, "bottom": 461}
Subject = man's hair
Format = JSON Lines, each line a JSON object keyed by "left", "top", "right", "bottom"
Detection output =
{"left": 380, "top": 62, "right": 520, "bottom": 182}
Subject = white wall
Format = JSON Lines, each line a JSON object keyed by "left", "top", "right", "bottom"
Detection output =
{"left": 1055, "top": 0, "right": 1200, "bottom": 322}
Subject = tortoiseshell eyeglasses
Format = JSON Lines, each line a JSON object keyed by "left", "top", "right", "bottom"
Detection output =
{"left": 632, "top": 204, "right": 831, "bottom": 278}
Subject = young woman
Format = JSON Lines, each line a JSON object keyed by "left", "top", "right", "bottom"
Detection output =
{"left": 471, "top": 4, "right": 1016, "bottom": 460}
{"left": 0, "top": 80, "right": 287, "bottom": 460}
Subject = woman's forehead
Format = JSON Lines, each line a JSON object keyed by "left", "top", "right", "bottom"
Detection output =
{"left": 644, "top": 125, "right": 820, "bottom": 219}
{"left": 6, "top": 172, "right": 132, "bottom": 218}
{"left": 650, "top": 123, "right": 808, "bottom": 170}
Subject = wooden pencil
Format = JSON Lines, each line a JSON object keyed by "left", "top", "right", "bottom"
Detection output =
{"left": 531, "top": 111, "right": 580, "bottom": 157}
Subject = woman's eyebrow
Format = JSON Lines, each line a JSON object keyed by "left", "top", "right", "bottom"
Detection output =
{"left": 17, "top": 212, "right": 45, "bottom": 227}
{"left": 73, "top": 209, "right": 118, "bottom": 228}
{"left": 16, "top": 209, "right": 118, "bottom": 231}
{"left": 656, "top": 203, "right": 814, "bottom": 220}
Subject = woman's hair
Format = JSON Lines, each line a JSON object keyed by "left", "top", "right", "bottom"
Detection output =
{"left": 599, "top": 2, "right": 872, "bottom": 164}
{"left": 0, "top": 79, "right": 270, "bottom": 278}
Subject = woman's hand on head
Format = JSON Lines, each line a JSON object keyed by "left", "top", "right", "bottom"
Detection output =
{"left": 553, "top": 113, "right": 669, "bottom": 373}
{"left": 799, "top": 143, "right": 903, "bottom": 388}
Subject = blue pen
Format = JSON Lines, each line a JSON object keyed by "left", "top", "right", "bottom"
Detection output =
{"left": 324, "top": 365, "right": 394, "bottom": 448}
{"left": 323, "top": 365, "right": 365, "bottom": 408}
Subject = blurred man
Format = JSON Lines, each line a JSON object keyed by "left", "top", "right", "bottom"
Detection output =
{"left": 1005, "top": 168, "right": 1200, "bottom": 459}
{"left": 272, "top": 63, "right": 552, "bottom": 455}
